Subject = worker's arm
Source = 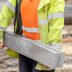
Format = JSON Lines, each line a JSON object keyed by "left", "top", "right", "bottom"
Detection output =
{"left": 0, "top": 0, "right": 16, "bottom": 41}
{"left": 48, "top": 0, "right": 65, "bottom": 44}
{"left": 36, "top": 0, "right": 65, "bottom": 70}
{"left": 0, "top": 0, "right": 16, "bottom": 48}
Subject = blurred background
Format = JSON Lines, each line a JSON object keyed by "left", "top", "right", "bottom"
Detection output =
{"left": 0, "top": 0, "right": 72, "bottom": 72}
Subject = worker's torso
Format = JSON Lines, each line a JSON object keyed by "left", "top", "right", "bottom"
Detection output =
{"left": 5, "top": 0, "right": 65, "bottom": 70}
{"left": 21, "top": 0, "right": 40, "bottom": 40}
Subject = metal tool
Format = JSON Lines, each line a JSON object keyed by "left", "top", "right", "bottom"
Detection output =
{"left": 0, "top": 26, "right": 65, "bottom": 69}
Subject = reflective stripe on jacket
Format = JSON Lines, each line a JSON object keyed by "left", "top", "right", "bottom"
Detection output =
{"left": 0, "top": 0, "right": 65, "bottom": 70}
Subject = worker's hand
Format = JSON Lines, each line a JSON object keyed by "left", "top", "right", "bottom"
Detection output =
{"left": 0, "top": 40, "right": 4, "bottom": 48}
{"left": 63, "top": 37, "right": 72, "bottom": 42}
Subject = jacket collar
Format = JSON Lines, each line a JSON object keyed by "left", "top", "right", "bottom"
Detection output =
{"left": 38, "top": 0, "right": 50, "bottom": 10}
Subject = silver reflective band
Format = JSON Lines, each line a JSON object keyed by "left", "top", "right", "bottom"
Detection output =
{"left": 22, "top": 26, "right": 39, "bottom": 33}
{"left": 39, "top": 20, "right": 48, "bottom": 24}
{"left": 6, "top": 2, "right": 15, "bottom": 12}
{"left": 48, "top": 12, "right": 64, "bottom": 20}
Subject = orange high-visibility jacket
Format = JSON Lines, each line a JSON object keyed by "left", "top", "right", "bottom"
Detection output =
{"left": 21, "top": 0, "right": 40, "bottom": 40}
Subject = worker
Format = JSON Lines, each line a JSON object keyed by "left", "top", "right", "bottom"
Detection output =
{"left": 0, "top": 0, "right": 65, "bottom": 72}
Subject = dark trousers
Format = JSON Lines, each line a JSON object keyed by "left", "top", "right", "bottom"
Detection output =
{"left": 19, "top": 54, "right": 55, "bottom": 72}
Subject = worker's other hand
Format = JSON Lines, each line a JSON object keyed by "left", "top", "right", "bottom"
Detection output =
{"left": 0, "top": 40, "right": 4, "bottom": 48}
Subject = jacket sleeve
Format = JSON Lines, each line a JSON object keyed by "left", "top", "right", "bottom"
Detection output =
{"left": 48, "top": 0, "right": 65, "bottom": 44}
{"left": 36, "top": 0, "right": 65, "bottom": 70}
{"left": 0, "top": 0, "right": 16, "bottom": 41}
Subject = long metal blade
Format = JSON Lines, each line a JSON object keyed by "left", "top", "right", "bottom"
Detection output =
{"left": 0, "top": 26, "right": 65, "bottom": 69}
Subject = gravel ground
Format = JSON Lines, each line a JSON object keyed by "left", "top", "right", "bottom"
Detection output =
{"left": 0, "top": 49, "right": 19, "bottom": 72}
